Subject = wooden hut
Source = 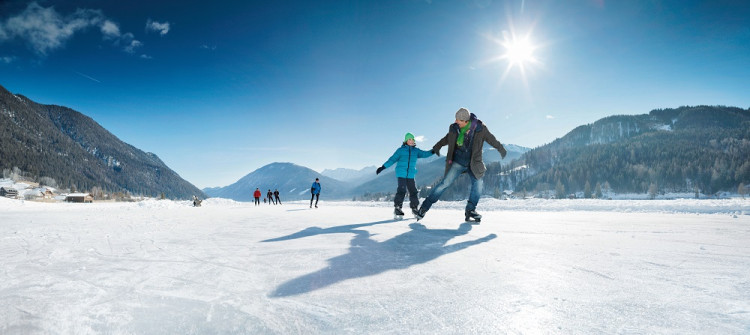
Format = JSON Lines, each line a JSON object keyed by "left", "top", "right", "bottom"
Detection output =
{"left": 65, "top": 193, "right": 93, "bottom": 203}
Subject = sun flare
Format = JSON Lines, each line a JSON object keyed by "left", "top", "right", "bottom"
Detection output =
{"left": 486, "top": 27, "right": 543, "bottom": 86}
{"left": 501, "top": 34, "right": 538, "bottom": 70}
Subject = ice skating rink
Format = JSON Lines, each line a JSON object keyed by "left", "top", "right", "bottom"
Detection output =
{"left": 1, "top": 198, "right": 749, "bottom": 334}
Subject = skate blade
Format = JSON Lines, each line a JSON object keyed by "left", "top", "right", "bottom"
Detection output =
{"left": 394, "top": 215, "right": 404, "bottom": 220}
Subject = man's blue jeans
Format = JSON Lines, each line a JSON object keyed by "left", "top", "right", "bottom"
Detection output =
{"left": 421, "top": 162, "right": 483, "bottom": 212}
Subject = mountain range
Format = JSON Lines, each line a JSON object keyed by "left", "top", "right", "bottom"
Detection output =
{"left": 203, "top": 143, "right": 530, "bottom": 201}
{"left": 0, "top": 84, "right": 204, "bottom": 199}
{"left": 494, "top": 106, "right": 750, "bottom": 197}
{"left": 4, "top": 83, "right": 746, "bottom": 201}
{"left": 206, "top": 106, "right": 749, "bottom": 202}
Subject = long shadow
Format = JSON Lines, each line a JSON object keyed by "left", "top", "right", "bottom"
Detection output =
{"left": 266, "top": 221, "right": 497, "bottom": 297}
{"left": 261, "top": 219, "right": 400, "bottom": 242}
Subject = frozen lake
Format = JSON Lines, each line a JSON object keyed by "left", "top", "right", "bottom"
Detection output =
{"left": 1, "top": 197, "right": 749, "bottom": 334}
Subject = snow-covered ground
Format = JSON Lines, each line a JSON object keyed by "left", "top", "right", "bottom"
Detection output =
{"left": 1, "top": 197, "right": 749, "bottom": 334}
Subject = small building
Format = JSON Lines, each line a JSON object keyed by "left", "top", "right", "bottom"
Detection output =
{"left": 0, "top": 187, "right": 18, "bottom": 198}
{"left": 42, "top": 188, "right": 55, "bottom": 199}
{"left": 65, "top": 193, "right": 93, "bottom": 203}
{"left": 25, "top": 188, "right": 56, "bottom": 200}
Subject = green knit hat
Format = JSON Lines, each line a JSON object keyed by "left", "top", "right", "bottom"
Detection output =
{"left": 404, "top": 133, "right": 415, "bottom": 141}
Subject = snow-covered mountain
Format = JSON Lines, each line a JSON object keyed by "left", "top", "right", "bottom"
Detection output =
{"left": 0, "top": 84, "right": 204, "bottom": 199}
{"left": 482, "top": 142, "right": 529, "bottom": 164}
{"left": 321, "top": 166, "right": 378, "bottom": 185}
{"left": 502, "top": 105, "right": 750, "bottom": 195}
{"left": 206, "top": 143, "right": 530, "bottom": 201}
{"left": 203, "top": 162, "right": 350, "bottom": 201}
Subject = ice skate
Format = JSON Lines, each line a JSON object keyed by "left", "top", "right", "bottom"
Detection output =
{"left": 465, "top": 210, "right": 482, "bottom": 223}
{"left": 414, "top": 207, "right": 427, "bottom": 221}
{"left": 394, "top": 206, "right": 405, "bottom": 220}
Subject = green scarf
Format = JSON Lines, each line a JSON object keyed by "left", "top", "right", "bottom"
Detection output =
{"left": 457, "top": 121, "right": 471, "bottom": 147}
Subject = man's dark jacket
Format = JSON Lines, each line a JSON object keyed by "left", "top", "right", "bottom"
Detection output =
{"left": 431, "top": 113, "right": 506, "bottom": 179}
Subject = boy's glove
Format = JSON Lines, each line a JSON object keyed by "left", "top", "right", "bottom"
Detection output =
{"left": 376, "top": 166, "right": 385, "bottom": 175}
{"left": 431, "top": 149, "right": 440, "bottom": 157}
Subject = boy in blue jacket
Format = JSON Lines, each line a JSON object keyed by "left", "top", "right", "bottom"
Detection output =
{"left": 376, "top": 133, "right": 435, "bottom": 218}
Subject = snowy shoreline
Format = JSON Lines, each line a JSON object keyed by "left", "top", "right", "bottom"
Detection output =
{"left": 2, "top": 196, "right": 748, "bottom": 216}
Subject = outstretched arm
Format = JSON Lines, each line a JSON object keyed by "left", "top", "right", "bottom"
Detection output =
{"left": 432, "top": 133, "right": 450, "bottom": 154}
{"left": 483, "top": 126, "right": 506, "bottom": 158}
{"left": 383, "top": 149, "right": 400, "bottom": 169}
{"left": 417, "top": 147, "right": 435, "bottom": 158}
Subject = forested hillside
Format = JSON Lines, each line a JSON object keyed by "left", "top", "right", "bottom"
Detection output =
{"left": 0, "top": 84, "right": 205, "bottom": 199}
{"left": 495, "top": 106, "right": 750, "bottom": 197}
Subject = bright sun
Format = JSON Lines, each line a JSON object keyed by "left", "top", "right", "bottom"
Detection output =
{"left": 488, "top": 28, "right": 542, "bottom": 85}
{"left": 501, "top": 35, "right": 538, "bottom": 70}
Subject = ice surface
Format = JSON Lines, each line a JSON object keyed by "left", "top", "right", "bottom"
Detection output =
{"left": 1, "top": 197, "right": 749, "bottom": 333}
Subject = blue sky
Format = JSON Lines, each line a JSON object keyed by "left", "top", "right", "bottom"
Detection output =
{"left": 1, "top": 0, "right": 749, "bottom": 188}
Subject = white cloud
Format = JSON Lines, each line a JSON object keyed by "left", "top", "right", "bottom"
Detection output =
{"left": 100, "top": 20, "right": 120, "bottom": 39}
{"left": 140, "top": 54, "right": 152, "bottom": 59}
{"left": 201, "top": 44, "right": 217, "bottom": 50}
{"left": 0, "top": 2, "right": 142, "bottom": 56}
{"left": 146, "top": 19, "right": 170, "bottom": 36}
{"left": 0, "top": 3, "right": 94, "bottom": 55}
{"left": 1, "top": 56, "right": 15, "bottom": 64}
{"left": 546, "top": 115, "right": 555, "bottom": 119}
{"left": 414, "top": 135, "right": 426, "bottom": 143}
{"left": 123, "top": 39, "right": 143, "bottom": 54}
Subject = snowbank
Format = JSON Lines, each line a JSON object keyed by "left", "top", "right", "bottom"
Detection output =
{"left": 319, "top": 198, "right": 750, "bottom": 216}
{"left": 2, "top": 196, "right": 748, "bottom": 215}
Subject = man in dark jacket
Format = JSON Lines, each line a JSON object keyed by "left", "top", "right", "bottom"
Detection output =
{"left": 267, "top": 189, "right": 274, "bottom": 205}
{"left": 415, "top": 107, "right": 507, "bottom": 222}
{"left": 273, "top": 189, "right": 282, "bottom": 205}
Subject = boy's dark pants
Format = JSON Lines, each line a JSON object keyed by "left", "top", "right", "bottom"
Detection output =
{"left": 394, "top": 177, "right": 419, "bottom": 209}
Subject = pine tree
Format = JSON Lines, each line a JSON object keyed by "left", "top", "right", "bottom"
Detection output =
{"left": 555, "top": 180, "right": 566, "bottom": 199}
{"left": 648, "top": 182, "right": 658, "bottom": 199}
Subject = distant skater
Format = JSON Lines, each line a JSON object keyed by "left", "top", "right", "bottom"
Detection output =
{"left": 253, "top": 188, "right": 261, "bottom": 206}
{"left": 274, "top": 189, "right": 282, "bottom": 205}
{"left": 267, "top": 189, "right": 275, "bottom": 205}
{"left": 376, "top": 132, "right": 435, "bottom": 218}
{"left": 310, "top": 178, "right": 321, "bottom": 208}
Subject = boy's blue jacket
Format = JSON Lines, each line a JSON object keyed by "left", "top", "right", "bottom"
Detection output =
{"left": 382, "top": 144, "right": 434, "bottom": 179}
